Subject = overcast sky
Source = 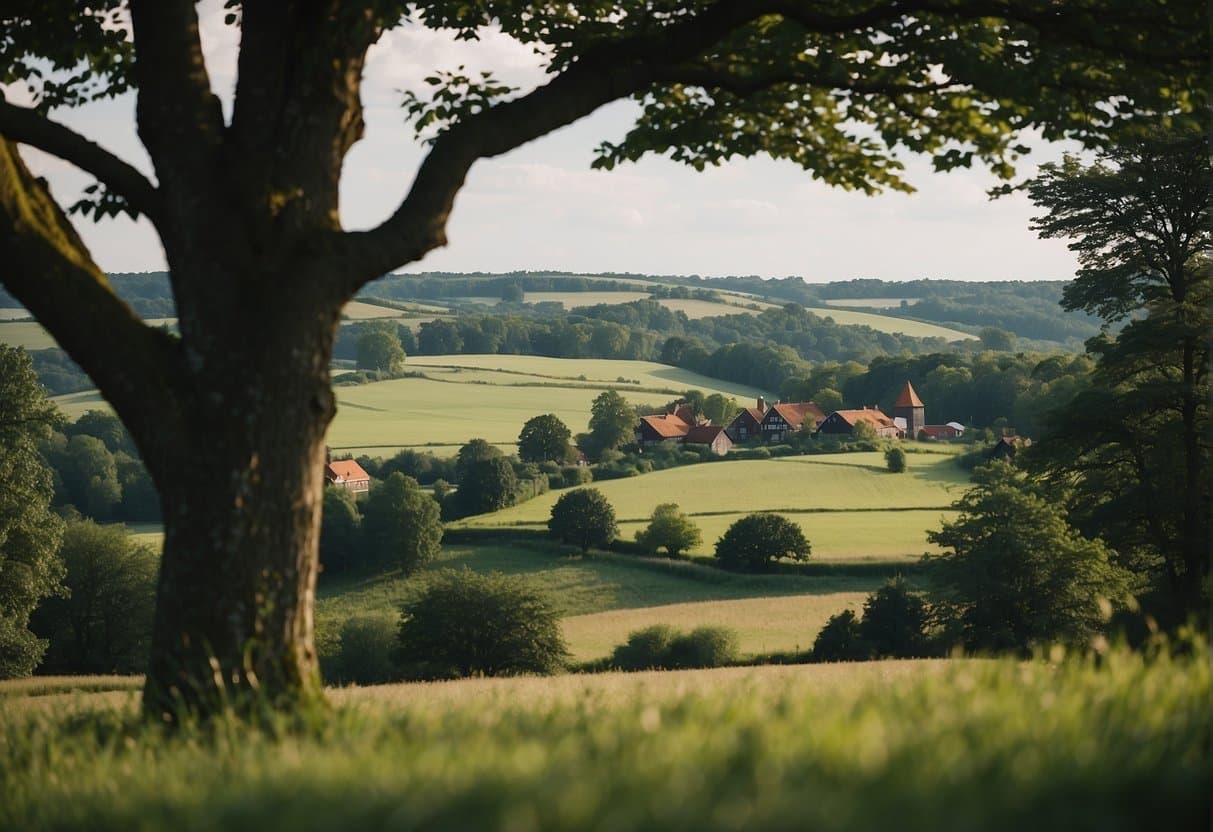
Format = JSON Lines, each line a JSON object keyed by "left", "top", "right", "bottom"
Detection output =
{"left": 15, "top": 2, "right": 1082, "bottom": 284}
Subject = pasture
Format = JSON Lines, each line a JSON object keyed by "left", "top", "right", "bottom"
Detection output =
{"left": 455, "top": 451, "right": 968, "bottom": 561}
{"left": 0, "top": 320, "right": 60, "bottom": 350}
{"left": 315, "top": 543, "right": 879, "bottom": 662}
{"left": 1, "top": 646, "right": 1206, "bottom": 832}
{"left": 655, "top": 297, "right": 775, "bottom": 318}
{"left": 821, "top": 297, "right": 921, "bottom": 309}
{"left": 804, "top": 307, "right": 974, "bottom": 340}
{"left": 0, "top": 307, "right": 31, "bottom": 320}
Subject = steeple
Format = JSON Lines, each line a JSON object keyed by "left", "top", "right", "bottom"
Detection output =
{"left": 892, "top": 381, "right": 926, "bottom": 438}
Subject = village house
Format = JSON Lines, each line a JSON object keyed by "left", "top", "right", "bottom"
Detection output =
{"left": 634, "top": 405, "right": 696, "bottom": 447}
{"left": 756, "top": 400, "right": 828, "bottom": 442}
{"left": 683, "top": 424, "right": 733, "bottom": 456}
{"left": 324, "top": 458, "right": 371, "bottom": 493}
{"left": 816, "top": 407, "right": 901, "bottom": 438}
{"left": 891, "top": 381, "right": 966, "bottom": 440}
{"left": 724, "top": 396, "right": 768, "bottom": 442}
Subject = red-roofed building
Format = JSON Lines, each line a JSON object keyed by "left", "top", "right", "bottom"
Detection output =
{"left": 893, "top": 381, "right": 926, "bottom": 438}
{"left": 325, "top": 458, "right": 370, "bottom": 493}
{"left": 817, "top": 407, "right": 901, "bottom": 439}
{"left": 683, "top": 424, "right": 733, "bottom": 456}
{"left": 635, "top": 412, "right": 693, "bottom": 446}
{"left": 725, "top": 396, "right": 769, "bottom": 442}
{"left": 758, "top": 401, "right": 828, "bottom": 442}
{"left": 920, "top": 424, "right": 964, "bottom": 440}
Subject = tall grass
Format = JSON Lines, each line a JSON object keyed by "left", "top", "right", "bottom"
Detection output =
{"left": 1, "top": 645, "right": 1205, "bottom": 831}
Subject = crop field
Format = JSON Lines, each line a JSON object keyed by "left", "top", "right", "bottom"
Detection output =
{"left": 804, "top": 307, "right": 974, "bottom": 340}
{"left": 821, "top": 297, "right": 921, "bottom": 309}
{"left": 342, "top": 300, "right": 416, "bottom": 319}
{"left": 0, "top": 307, "right": 31, "bottom": 320}
{"left": 655, "top": 297, "right": 776, "bottom": 318}
{"left": 0, "top": 320, "right": 60, "bottom": 350}
{"left": 2, "top": 646, "right": 1206, "bottom": 832}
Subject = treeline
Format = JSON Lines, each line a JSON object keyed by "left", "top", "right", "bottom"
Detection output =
{"left": 361, "top": 272, "right": 648, "bottom": 300}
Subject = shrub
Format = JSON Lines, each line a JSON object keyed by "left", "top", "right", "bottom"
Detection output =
{"left": 610, "top": 624, "right": 677, "bottom": 671}
{"left": 714, "top": 513, "right": 810, "bottom": 572}
{"left": 859, "top": 578, "right": 931, "bottom": 658}
{"left": 635, "top": 503, "right": 701, "bottom": 558}
{"left": 396, "top": 569, "right": 569, "bottom": 679}
{"left": 666, "top": 626, "right": 740, "bottom": 669}
{"left": 609, "top": 624, "right": 740, "bottom": 671}
{"left": 811, "top": 610, "right": 872, "bottom": 662}
{"left": 885, "top": 446, "right": 908, "bottom": 473}
{"left": 361, "top": 472, "right": 443, "bottom": 574}
{"left": 331, "top": 616, "right": 398, "bottom": 685}
{"left": 548, "top": 488, "right": 618, "bottom": 553}
{"left": 319, "top": 487, "right": 360, "bottom": 573}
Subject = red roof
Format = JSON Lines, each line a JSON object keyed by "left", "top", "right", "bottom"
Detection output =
{"left": 769, "top": 401, "right": 827, "bottom": 430}
{"left": 830, "top": 408, "right": 897, "bottom": 429}
{"left": 921, "top": 425, "right": 960, "bottom": 438}
{"left": 639, "top": 413, "right": 692, "bottom": 439}
{"left": 685, "top": 425, "right": 727, "bottom": 444}
{"left": 894, "top": 381, "right": 925, "bottom": 408}
{"left": 325, "top": 459, "right": 370, "bottom": 483}
{"left": 672, "top": 404, "right": 697, "bottom": 426}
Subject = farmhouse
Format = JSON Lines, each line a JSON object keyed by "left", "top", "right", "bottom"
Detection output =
{"left": 817, "top": 407, "right": 901, "bottom": 438}
{"left": 758, "top": 401, "right": 828, "bottom": 442}
{"left": 635, "top": 409, "right": 695, "bottom": 447}
{"left": 325, "top": 458, "right": 370, "bottom": 493}
{"left": 890, "top": 381, "right": 966, "bottom": 440}
{"left": 920, "top": 423, "right": 966, "bottom": 440}
{"left": 684, "top": 424, "right": 733, "bottom": 456}
{"left": 725, "top": 396, "right": 768, "bottom": 442}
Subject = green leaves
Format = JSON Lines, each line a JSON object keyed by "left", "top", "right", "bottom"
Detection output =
{"left": 400, "top": 68, "right": 519, "bottom": 144}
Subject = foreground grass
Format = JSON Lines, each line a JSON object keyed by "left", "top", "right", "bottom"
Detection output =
{"left": 2, "top": 649, "right": 1206, "bottom": 831}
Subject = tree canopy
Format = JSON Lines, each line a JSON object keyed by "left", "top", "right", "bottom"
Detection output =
{"left": 0, "top": 0, "right": 1203, "bottom": 716}
{"left": 517, "top": 414, "right": 573, "bottom": 464}
{"left": 548, "top": 488, "right": 618, "bottom": 554}
{"left": 714, "top": 513, "right": 810, "bottom": 572}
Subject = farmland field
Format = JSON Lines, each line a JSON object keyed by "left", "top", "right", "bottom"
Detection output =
{"left": 0, "top": 320, "right": 60, "bottom": 350}
{"left": 342, "top": 300, "right": 416, "bottom": 319}
{"left": 804, "top": 307, "right": 974, "bottom": 340}
{"left": 656, "top": 297, "right": 777, "bottom": 318}
{"left": 1, "top": 647, "right": 1206, "bottom": 832}
{"left": 0, "top": 307, "right": 31, "bottom": 320}
{"left": 821, "top": 297, "right": 921, "bottom": 309}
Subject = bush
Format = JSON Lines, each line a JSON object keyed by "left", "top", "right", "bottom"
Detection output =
{"left": 635, "top": 503, "right": 701, "bottom": 558}
{"left": 610, "top": 624, "right": 677, "bottom": 671}
{"left": 714, "top": 513, "right": 810, "bottom": 572}
{"left": 548, "top": 488, "right": 618, "bottom": 553}
{"left": 811, "top": 610, "right": 872, "bottom": 662}
{"left": 859, "top": 578, "right": 931, "bottom": 658}
{"left": 361, "top": 472, "right": 443, "bottom": 574}
{"left": 331, "top": 616, "right": 398, "bottom": 685}
{"left": 396, "top": 569, "right": 569, "bottom": 679}
{"left": 609, "top": 624, "right": 740, "bottom": 671}
{"left": 885, "top": 446, "right": 908, "bottom": 473}
{"left": 666, "top": 626, "right": 740, "bottom": 669}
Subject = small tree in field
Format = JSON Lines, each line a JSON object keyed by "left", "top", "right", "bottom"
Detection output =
{"left": 714, "top": 513, "right": 810, "bottom": 572}
{"left": 548, "top": 488, "right": 618, "bottom": 554}
{"left": 885, "top": 446, "right": 908, "bottom": 473}
{"left": 518, "top": 414, "right": 573, "bottom": 464}
{"left": 355, "top": 328, "right": 406, "bottom": 373}
{"left": 396, "top": 569, "right": 568, "bottom": 679}
{"left": 635, "top": 503, "right": 701, "bottom": 558}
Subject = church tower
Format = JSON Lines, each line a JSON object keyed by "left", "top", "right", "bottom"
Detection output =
{"left": 893, "top": 381, "right": 925, "bottom": 439}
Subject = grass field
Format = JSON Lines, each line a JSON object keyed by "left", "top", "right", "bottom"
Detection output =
{"left": 656, "top": 297, "right": 774, "bottom": 318}
{"left": 455, "top": 451, "right": 968, "bottom": 561}
{"left": 821, "top": 297, "right": 921, "bottom": 309}
{"left": 1, "top": 646, "right": 1206, "bottom": 832}
{"left": 0, "top": 307, "right": 31, "bottom": 320}
{"left": 315, "top": 542, "right": 879, "bottom": 662}
{"left": 804, "top": 307, "right": 974, "bottom": 340}
{"left": 0, "top": 320, "right": 60, "bottom": 350}
{"left": 342, "top": 300, "right": 416, "bottom": 319}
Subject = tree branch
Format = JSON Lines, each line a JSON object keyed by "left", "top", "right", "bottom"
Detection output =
{"left": 0, "top": 98, "right": 162, "bottom": 223}
{"left": 0, "top": 140, "right": 184, "bottom": 469}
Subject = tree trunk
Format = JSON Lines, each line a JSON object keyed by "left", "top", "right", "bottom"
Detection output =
{"left": 141, "top": 265, "right": 340, "bottom": 719}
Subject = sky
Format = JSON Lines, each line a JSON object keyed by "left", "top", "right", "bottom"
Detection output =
{"left": 14, "top": 2, "right": 1083, "bottom": 284}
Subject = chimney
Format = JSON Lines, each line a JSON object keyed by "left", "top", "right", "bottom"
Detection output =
{"left": 757, "top": 396, "right": 766, "bottom": 411}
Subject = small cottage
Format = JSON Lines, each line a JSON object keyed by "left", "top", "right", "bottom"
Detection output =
{"left": 725, "top": 396, "right": 769, "bottom": 442}
{"left": 816, "top": 407, "right": 900, "bottom": 439}
{"left": 684, "top": 424, "right": 733, "bottom": 456}
{"left": 325, "top": 458, "right": 371, "bottom": 493}
{"left": 758, "top": 400, "right": 827, "bottom": 442}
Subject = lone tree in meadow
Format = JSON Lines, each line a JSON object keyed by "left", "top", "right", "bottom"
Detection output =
{"left": 714, "top": 513, "right": 810, "bottom": 572}
{"left": 517, "top": 414, "right": 573, "bottom": 464}
{"left": 396, "top": 569, "right": 568, "bottom": 679}
{"left": 635, "top": 503, "right": 702, "bottom": 558}
{"left": 0, "top": 1, "right": 1202, "bottom": 716}
{"left": 548, "top": 488, "right": 618, "bottom": 554}
{"left": 355, "top": 328, "right": 406, "bottom": 373}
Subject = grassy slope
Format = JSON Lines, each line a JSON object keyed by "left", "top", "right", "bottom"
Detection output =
{"left": 455, "top": 450, "right": 967, "bottom": 561}
{"left": 316, "top": 543, "right": 878, "bottom": 662}
{"left": 2, "top": 649, "right": 1206, "bottom": 832}
{"left": 804, "top": 307, "right": 975, "bottom": 340}
{"left": 821, "top": 297, "right": 921, "bottom": 308}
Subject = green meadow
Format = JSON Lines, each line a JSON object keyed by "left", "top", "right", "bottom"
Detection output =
{"left": 803, "top": 307, "right": 974, "bottom": 340}
{"left": 455, "top": 451, "right": 968, "bottom": 561}
{"left": 821, "top": 297, "right": 922, "bottom": 309}
{"left": 1, "top": 646, "right": 1206, "bottom": 832}
{"left": 315, "top": 543, "right": 879, "bottom": 663}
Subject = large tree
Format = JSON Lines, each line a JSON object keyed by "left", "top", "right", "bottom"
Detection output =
{"left": 0, "top": 346, "right": 66, "bottom": 678}
{"left": 0, "top": 2, "right": 1203, "bottom": 717}
{"left": 1025, "top": 130, "right": 1211, "bottom": 615}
